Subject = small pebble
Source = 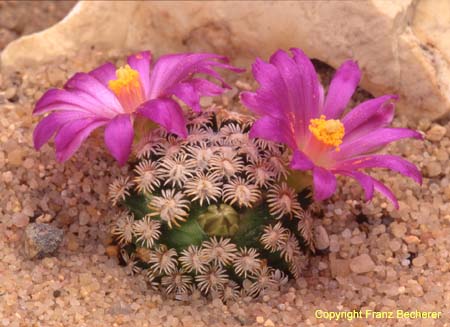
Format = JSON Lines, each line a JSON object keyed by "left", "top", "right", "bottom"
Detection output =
{"left": 314, "top": 225, "right": 330, "bottom": 250}
{"left": 390, "top": 222, "right": 407, "bottom": 238}
{"left": 23, "top": 223, "right": 63, "bottom": 259}
{"left": 12, "top": 213, "right": 29, "bottom": 228}
{"left": 425, "top": 161, "right": 442, "bottom": 177}
{"left": 412, "top": 256, "right": 427, "bottom": 267}
{"left": 350, "top": 254, "right": 376, "bottom": 274}
{"left": 389, "top": 239, "right": 402, "bottom": 252}
{"left": 403, "top": 235, "right": 420, "bottom": 244}
{"left": 426, "top": 124, "right": 447, "bottom": 142}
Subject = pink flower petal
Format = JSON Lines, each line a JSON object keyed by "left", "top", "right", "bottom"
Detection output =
{"left": 127, "top": 51, "right": 152, "bottom": 98}
{"left": 166, "top": 78, "right": 225, "bottom": 113}
{"left": 248, "top": 116, "right": 297, "bottom": 149}
{"left": 335, "top": 154, "right": 422, "bottom": 184}
{"left": 148, "top": 53, "right": 242, "bottom": 99}
{"left": 335, "top": 128, "right": 423, "bottom": 160}
{"left": 241, "top": 57, "right": 290, "bottom": 119}
{"left": 290, "top": 48, "right": 323, "bottom": 118}
{"left": 312, "top": 166, "right": 337, "bottom": 201}
{"left": 64, "top": 72, "right": 122, "bottom": 113}
{"left": 33, "top": 111, "right": 93, "bottom": 150}
{"left": 371, "top": 177, "right": 399, "bottom": 209}
{"left": 33, "top": 89, "right": 112, "bottom": 116}
{"left": 342, "top": 95, "right": 397, "bottom": 142}
{"left": 54, "top": 119, "right": 107, "bottom": 163}
{"left": 137, "top": 98, "right": 188, "bottom": 138}
{"left": 322, "top": 60, "right": 361, "bottom": 119}
{"left": 290, "top": 150, "right": 314, "bottom": 171}
{"left": 335, "top": 170, "right": 374, "bottom": 201}
{"left": 89, "top": 62, "right": 116, "bottom": 86}
{"left": 104, "top": 114, "right": 134, "bottom": 166}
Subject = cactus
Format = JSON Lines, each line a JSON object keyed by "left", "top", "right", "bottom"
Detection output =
{"left": 108, "top": 106, "right": 316, "bottom": 301}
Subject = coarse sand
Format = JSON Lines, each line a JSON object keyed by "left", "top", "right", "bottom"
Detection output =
{"left": 0, "top": 2, "right": 449, "bottom": 327}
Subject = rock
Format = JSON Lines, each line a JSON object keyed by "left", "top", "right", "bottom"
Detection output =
{"left": 329, "top": 235, "right": 340, "bottom": 253}
{"left": 350, "top": 254, "right": 376, "bottom": 274}
{"left": 12, "top": 212, "right": 29, "bottom": 228}
{"left": 389, "top": 239, "right": 402, "bottom": 252}
{"left": 403, "top": 235, "right": 420, "bottom": 244}
{"left": 444, "top": 185, "right": 450, "bottom": 201}
{"left": 105, "top": 245, "right": 119, "bottom": 258}
{"left": 407, "top": 279, "right": 424, "bottom": 297}
{"left": 314, "top": 225, "right": 330, "bottom": 251}
{"left": 426, "top": 124, "right": 447, "bottom": 142}
{"left": 425, "top": 161, "right": 442, "bottom": 177}
{"left": 23, "top": 223, "right": 63, "bottom": 259}
{"left": 36, "top": 213, "right": 53, "bottom": 224}
{"left": 66, "top": 233, "right": 79, "bottom": 252}
{"left": 390, "top": 222, "right": 407, "bottom": 238}
{"left": 78, "top": 210, "right": 90, "bottom": 226}
{"left": 4, "top": 87, "right": 16, "bottom": 100}
{"left": 2, "top": 1, "right": 450, "bottom": 118}
{"left": 0, "top": 28, "right": 18, "bottom": 50}
{"left": 350, "top": 234, "right": 365, "bottom": 245}
{"left": 341, "top": 228, "right": 352, "bottom": 239}
{"left": 7, "top": 148, "right": 24, "bottom": 166}
{"left": 329, "top": 254, "right": 350, "bottom": 277}
{"left": 412, "top": 255, "right": 427, "bottom": 267}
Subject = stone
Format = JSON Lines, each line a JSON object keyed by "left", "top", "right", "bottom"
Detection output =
{"left": 78, "top": 210, "right": 90, "bottom": 226}
{"left": 12, "top": 212, "right": 29, "bottom": 228}
{"left": 403, "top": 235, "right": 420, "bottom": 244}
{"left": 341, "top": 228, "right": 352, "bottom": 239}
{"left": 349, "top": 254, "right": 376, "bottom": 274}
{"left": 350, "top": 234, "right": 365, "bottom": 245}
{"left": 2, "top": 1, "right": 450, "bottom": 118}
{"left": 66, "top": 233, "right": 79, "bottom": 252}
{"left": 7, "top": 148, "right": 24, "bottom": 166}
{"left": 4, "top": 87, "right": 17, "bottom": 100}
{"left": 389, "top": 239, "right": 402, "bottom": 252}
{"left": 329, "top": 235, "right": 340, "bottom": 253}
{"left": 444, "top": 185, "right": 450, "bottom": 201}
{"left": 23, "top": 223, "right": 64, "bottom": 259}
{"left": 329, "top": 254, "right": 350, "bottom": 277}
{"left": 426, "top": 124, "right": 447, "bottom": 142}
{"left": 106, "top": 245, "right": 119, "bottom": 258}
{"left": 425, "top": 161, "right": 442, "bottom": 177}
{"left": 36, "top": 214, "right": 53, "bottom": 223}
{"left": 390, "top": 222, "right": 407, "bottom": 238}
{"left": 412, "top": 255, "right": 427, "bottom": 267}
{"left": 0, "top": 28, "right": 18, "bottom": 50}
{"left": 314, "top": 225, "right": 330, "bottom": 251}
{"left": 407, "top": 279, "right": 424, "bottom": 297}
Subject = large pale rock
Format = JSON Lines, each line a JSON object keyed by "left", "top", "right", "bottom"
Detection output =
{"left": 1, "top": 0, "right": 450, "bottom": 118}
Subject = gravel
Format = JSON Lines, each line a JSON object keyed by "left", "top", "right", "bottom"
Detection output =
{"left": 0, "top": 2, "right": 449, "bottom": 326}
{"left": 23, "top": 223, "right": 64, "bottom": 259}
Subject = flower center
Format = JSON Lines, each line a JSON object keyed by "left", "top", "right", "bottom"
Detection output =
{"left": 108, "top": 65, "right": 144, "bottom": 113}
{"left": 308, "top": 115, "right": 345, "bottom": 151}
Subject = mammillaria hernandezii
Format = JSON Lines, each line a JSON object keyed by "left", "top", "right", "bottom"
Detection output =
{"left": 108, "top": 106, "right": 316, "bottom": 301}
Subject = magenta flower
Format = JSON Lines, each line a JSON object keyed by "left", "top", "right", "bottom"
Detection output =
{"left": 241, "top": 48, "right": 422, "bottom": 208}
{"left": 33, "top": 51, "right": 242, "bottom": 165}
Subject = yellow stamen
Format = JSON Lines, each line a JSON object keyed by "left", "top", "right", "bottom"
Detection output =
{"left": 308, "top": 115, "right": 345, "bottom": 151}
{"left": 109, "top": 65, "right": 140, "bottom": 94}
{"left": 108, "top": 65, "right": 144, "bottom": 112}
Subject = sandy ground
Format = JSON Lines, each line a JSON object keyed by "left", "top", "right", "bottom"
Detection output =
{"left": 0, "top": 2, "right": 450, "bottom": 327}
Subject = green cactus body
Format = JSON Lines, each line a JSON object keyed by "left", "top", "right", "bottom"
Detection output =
{"left": 109, "top": 106, "right": 315, "bottom": 301}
